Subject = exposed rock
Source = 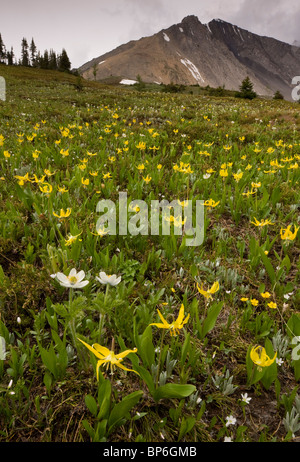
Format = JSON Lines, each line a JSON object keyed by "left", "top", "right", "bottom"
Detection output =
{"left": 79, "top": 15, "right": 300, "bottom": 100}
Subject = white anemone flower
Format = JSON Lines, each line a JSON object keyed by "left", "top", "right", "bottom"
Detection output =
{"left": 55, "top": 268, "right": 89, "bottom": 289}
{"left": 96, "top": 271, "right": 121, "bottom": 286}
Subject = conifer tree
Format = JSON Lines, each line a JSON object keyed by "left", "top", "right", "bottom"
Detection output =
{"left": 41, "top": 49, "right": 49, "bottom": 69}
{"left": 30, "top": 38, "right": 37, "bottom": 66}
{"left": 58, "top": 48, "right": 71, "bottom": 72}
{"left": 238, "top": 76, "right": 257, "bottom": 100}
{"left": 0, "top": 33, "right": 6, "bottom": 63}
{"left": 49, "top": 49, "right": 58, "bottom": 70}
{"left": 6, "top": 47, "right": 14, "bottom": 65}
{"left": 21, "top": 38, "right": 30, "bottom": 66}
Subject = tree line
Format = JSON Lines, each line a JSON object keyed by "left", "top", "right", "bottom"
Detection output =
{"left": 0, "top": 33, "right": 71, "bottom": 72}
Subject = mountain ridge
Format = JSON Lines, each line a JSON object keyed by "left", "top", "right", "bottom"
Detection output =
{"left": 79, "top": 15, "right": 300, "bottom": 100}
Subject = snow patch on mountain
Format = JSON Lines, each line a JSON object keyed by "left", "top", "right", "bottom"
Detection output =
{"left": 180, "top": 58, "right": 204, "bottom": 83}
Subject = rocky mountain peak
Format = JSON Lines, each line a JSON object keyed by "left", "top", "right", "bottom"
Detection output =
{"left": 79, "top": 16, "right": 300, "bottom": 100}
{"left": 181, "top": 15, "right": 201, "bottom": 26}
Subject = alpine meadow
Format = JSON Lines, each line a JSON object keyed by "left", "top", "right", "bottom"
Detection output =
{"left": 0, "top": 57, "right": 299, "bottom": 444}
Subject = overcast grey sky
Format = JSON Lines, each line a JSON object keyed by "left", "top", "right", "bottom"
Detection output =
{"left": 1, "top": 0, "right": 300, "bottom": 69}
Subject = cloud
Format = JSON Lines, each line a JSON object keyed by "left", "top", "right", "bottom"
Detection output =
{"left": 230, "top": 0, "right": 300, "bottom": 43}
{"left": 1, "top": 0, "right": 299, "bottom": 68}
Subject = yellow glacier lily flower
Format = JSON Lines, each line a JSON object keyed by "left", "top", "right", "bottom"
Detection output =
{"left": 39, "top": 183, "right": 53, "bottom": 194}
{"left": 197, "top": 281, "right": 219, "bottom": 299}
{"left": 78, "top": 338, "right": 138, "bottom": 379}
{"left": 64, "top": 233, "right": 82, "bottom": 246}
{"left": 250, "top": 345, "right": 277, "bottom": 368}
{"left": 150, "top": 304, "right": 190, "bottom": 336}
{"left": 251, "top": 217, "right": 274, "bottom": 227}
{"left": 53, "top": 208, "right": 71, "bottom": 219}
{"left": 280, "top": 225, "right": 299, "bottom": 241}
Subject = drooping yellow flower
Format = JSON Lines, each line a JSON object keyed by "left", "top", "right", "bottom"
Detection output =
{"left": 31, "top": 174, "right": 46, "bottom": 184}
{"left": 53, "top": 208, "right": 71, "bottom": 219}
{"left": 288, "top": 162, "right": 298, "bottom": 170}
{"left": 64, "top": 233, "right": 82, "bottom": 246}
{"left": 39, "top": 183, "right": 53, "bottom": 194}
{"left": 150, "top": 304, "right": 190, "bottom": 336}
{"left": 81, "top": 177, "right": 89, "bottom": 186}
{"left": 136, "top": 164, "right": 145, "bottom": 170}
{"left": 57, "top": 185, "right": 69, "bottom": 193}
{"left": 280, "top": 225, "right": 299, "bottom": 241}
{"left": 77, "top": 338, "right": 138, "bottom": 379}
{"left": 251, "top": 217, "right": 274, "bottom": 227}
{"left": 142, "top": 175, "right": 152, "bottom": 184}
{"left": 250, "top": 345, "right": 277, "bottom": 368}
{"left": 32, "top": 149, "right": 40, "bottom": 159}
{"left": 242, "top": 189, "right": 256, "bottom": 197}
{"left": 103, "top": 172, "right": 112, "bottom": 179}
{"left": 197, "top": 281, "right": 219, "bottom": 299}
{"left": 251, "top": 182, "right": 261, "bottom": 189}
{"left": 44, "top": 169, "right": 55, "bottom": 176}
{"left": 219, "top": 168, "right": 228, "bottom": 177}
{"left": 136, "top": 141, "right": 146, "bottom": 150}
{"left": 60, "top": 148, "right": 69, "bottom": 157}
{"left": 92, "top": 226, "right": 109, "bottom": 237}
{"left": 233, "top": 172, "right": 243, "bottom": 182}
{"left": 204, "top": 199, "right": 220, "bottom": 209}
{"left": 14, "top": 172, "right": 31, "bottom": 186}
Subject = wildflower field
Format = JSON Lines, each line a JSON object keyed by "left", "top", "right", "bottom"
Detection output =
{"left": 0, "top": 65, "right": 299, "bottom": 443}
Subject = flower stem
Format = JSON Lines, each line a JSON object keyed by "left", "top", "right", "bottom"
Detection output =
{"left": 68, "top": 288, "right": 86, "bottom": 368}
{"left": 155, "top": 330, "right": 166, "bottom": 388}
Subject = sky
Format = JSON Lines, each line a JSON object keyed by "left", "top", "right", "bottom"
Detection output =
{"left": 1, "top": 0, "right": 300, "bottom": 69}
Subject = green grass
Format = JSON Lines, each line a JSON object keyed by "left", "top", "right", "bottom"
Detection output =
{"left": 0, "top": 64, "right": 299, "bottom": 442}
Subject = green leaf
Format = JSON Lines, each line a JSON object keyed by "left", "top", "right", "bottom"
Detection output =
{"left": 246, "top": 345, "right": 265, "bottom": 386}
{"left": 85, "top": 394, "right": 98, "bottom": 417}
{"left": 153, "top": 383, "right": 196, "bottom": 402}
{"left": 139, "top": 326, "right": 155, "bottom": 368}
{"left": 199, "top": 301, "right": 223, "bottom": 339}
{"left": 178, "top": 416, "right": 196, "bottom": 440}
{"left": 259, "top": 248, "right": 276, "bottom": 286}
{"left": 260, "top": 338, "right": 277, "bottom": 390}
{"left": 287, "top": 314, "right": 300, "bottom": 338}
{"left": 97, "top": 379, "right": 112, "bottom": 420}
{"left": 82, "top": 419, "right": 95, "bottom": 440}
{"left": 0, "top": 265, "right": 5, "bottom": 284}
{"left": 108, "top": 390, "right": 143, "bottom": 433}
{"left": 134, "top": 364, "right": 155, "bottom": 396}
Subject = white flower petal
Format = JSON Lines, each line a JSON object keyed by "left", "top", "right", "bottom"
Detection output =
{"left": 76, "top": 270, "right": 85, "bottom": 282}
{"left": 56, "top": 272, "right": 70, "bottom": 284}
{"left": 74, "top": 280, "right": 89, "bottom": 288}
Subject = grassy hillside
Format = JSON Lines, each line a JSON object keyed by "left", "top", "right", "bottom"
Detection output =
{"left": 0, "top": 65, "right": 299, "bottom": 443}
